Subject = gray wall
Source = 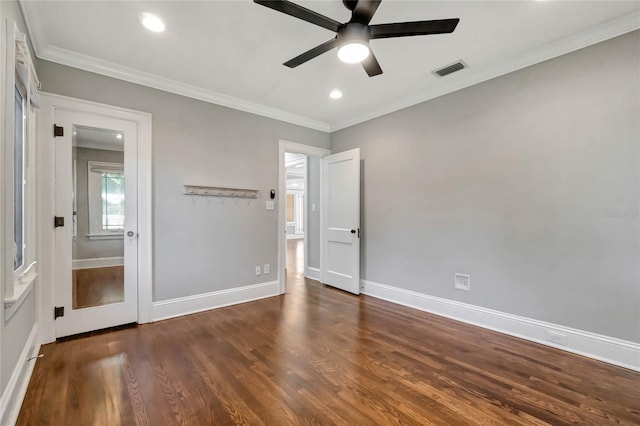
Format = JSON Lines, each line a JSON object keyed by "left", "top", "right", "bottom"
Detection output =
{"left": 331, "top": 31, "right": 640, "bottom": 343}
{"left": 1, "top": 0, "right": 38, "bottom": 396}
{"left": 307, "top": 157, "right": 320, "bottom": 269}
{"left": 37, "top": 60, "right": 330, "bottom": 301}
{"left": 72, "top": 147, "right": 125, "bottom": 260}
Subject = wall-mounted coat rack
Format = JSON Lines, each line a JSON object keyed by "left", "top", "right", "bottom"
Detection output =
{"left": 183, "top": 185, "right": 258, "bottom": 198}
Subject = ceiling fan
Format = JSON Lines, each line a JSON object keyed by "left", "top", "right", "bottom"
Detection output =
{"left": 254, "top": 0, "right": 460, "bottom": 77}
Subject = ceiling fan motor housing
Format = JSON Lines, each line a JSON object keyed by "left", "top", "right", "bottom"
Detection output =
{"left": 342, "top": 0, "right": 359, "bottom": 11}
{"left": 338, "top": 23, "right": 371, "bottom": 45}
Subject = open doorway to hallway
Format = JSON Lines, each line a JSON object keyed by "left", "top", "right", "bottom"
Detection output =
{"left": 283, "top": 151, "right": 322, "bottom": 288}
{"left": 278, "top": 141, "right": 330, "bottom": 294}
{"left": 285, "top": 153, "right": 306, "bottom": 278}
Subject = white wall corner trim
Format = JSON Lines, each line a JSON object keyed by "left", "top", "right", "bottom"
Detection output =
{"left": 361, "top": 279, "right": 640, "bottom": 372}
{"left": 305, "top": 267, "right": 321, "bottom": 282}
{"left": 34, "top": 45, "right": 330, "bottom": 133}
{"left": 151, "top": 281, "right": 280, "bottom": 322}
{"left": 0, "top": 325, "right": 40, "bottom": 426}
{"left": 330, "top": 11, "right": 640, "bottom": 131}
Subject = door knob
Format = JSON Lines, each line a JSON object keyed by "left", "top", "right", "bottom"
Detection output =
{"left": 350, "top": 229, "right": 356, "bottom": 234}
{"left": 127, "top": 231, "right": 136, "bottom": 237}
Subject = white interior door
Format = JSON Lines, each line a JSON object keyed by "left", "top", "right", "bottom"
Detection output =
{"left": 54, "top": 109, "right": 138, "bottom": 338}
{"left": 322, "top": 148, "right": 360, "bottom": 294}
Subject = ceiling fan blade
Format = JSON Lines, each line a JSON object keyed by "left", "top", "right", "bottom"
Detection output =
{"left": 352, "top": 0, "right": 381, "bottom": 25}
{"left": 362, "top": 50, "right": 383, "bottom": 77}
{"left": 369, "top": 18, "right": 460, "bottom": 39}
{"left": 254, "top": 0, "right": 341, "bottom": 33}
{"left": 283, "top": 38, "right": 339, "bottom": 68}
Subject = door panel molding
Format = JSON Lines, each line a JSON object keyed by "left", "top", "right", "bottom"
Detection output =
{"left": 322, "top": 148, "right": 361, "bottom": 295}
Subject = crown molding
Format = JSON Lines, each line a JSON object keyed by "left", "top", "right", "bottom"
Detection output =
{"left": 20, "top": 0, "right": 639, "bottom": 134}
{"left": 20, "top": 0, "right": 331, "bottom": 132}
{"left": 36, "top": 46, "right": 331, "bottom": 132}
{"left": 329, "top": 11, "right": 640, "bottom": 132}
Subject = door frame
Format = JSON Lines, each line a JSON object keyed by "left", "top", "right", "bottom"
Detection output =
{"left": 37, "top": 92, "right": 153, "bottom": 344}
{"left": 278, "top": 140, "right": 330, "bottom": 294}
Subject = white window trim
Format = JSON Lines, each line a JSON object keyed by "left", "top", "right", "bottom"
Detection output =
{"left": 87, "top": 160, "right": 124, "bottom": 238}
{"left": 4, "top": 21, "right": 39, "bottom": 319}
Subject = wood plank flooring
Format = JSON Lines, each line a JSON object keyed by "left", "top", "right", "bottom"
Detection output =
{"left": 73, "top": 265, "right": 124, "bottom": 309}
{"left": 18, "top": 240, "right": 640, "bottom": 425}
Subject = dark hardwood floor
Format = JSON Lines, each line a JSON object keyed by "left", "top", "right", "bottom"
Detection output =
{"left": 18, "top": 240, "right": 640, "bottom": 425}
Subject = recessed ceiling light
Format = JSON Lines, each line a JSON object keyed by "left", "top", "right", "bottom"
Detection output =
{"left": 337, "top": 41, "right": 370, "bottom": 64}
{"left": 140, "top": 13, "right": 165, "bottom": 33}
{"left": 73, "top": 131, "right": 77, "bottom": 136}
{"left": 329, "top": 89, "right": 343, "bottom": 100}
{"left": 116, "top": 133, "right": 123, "bottom": 139}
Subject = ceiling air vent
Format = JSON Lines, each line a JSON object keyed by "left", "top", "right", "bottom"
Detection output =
{"left": 433, "top": 60, "right": 467, "bottom": 78}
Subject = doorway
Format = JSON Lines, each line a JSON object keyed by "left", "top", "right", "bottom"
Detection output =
{"left": 54, "top": 111, "right": 139, "bottom": 338}
{"left": 285, "top": 152, "right": 306, "bottom": 278}
{"left": 278, "top": 141, "right": 330, "bottom": 294}
{"left": 37, "top": 93, "right": 153, "bottom": 343}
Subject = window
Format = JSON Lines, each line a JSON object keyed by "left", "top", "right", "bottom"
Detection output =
{"left": 13, "top": 86, "right": 25, "bottom": 271}
{"left": 88, "top": 161, "right": 125, "bottom": 237}
{"left": 4, "top": 24, "right": 40, "bottom": 315}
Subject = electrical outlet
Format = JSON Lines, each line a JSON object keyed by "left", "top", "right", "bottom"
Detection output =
{"left": 255, "top": 266, "right": 262, "bottom": 276}
{"left": 454, "top": 273, "right": 471, "bottom": 291}
{"left": 546, "top": 330, "right": 567, "bottom": 346}
{"left": 263, "top": 264, "right": 270, "bottom": 275}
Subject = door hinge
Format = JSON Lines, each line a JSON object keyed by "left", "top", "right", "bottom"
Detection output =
{"left": 54, "top": 125, "right": 64, "bottom": 137}
{"left": 54, "top": 306, "right": 64, "bottom": 319}
{"left": 54, "top": 216, "right": 64, "bottom": 228}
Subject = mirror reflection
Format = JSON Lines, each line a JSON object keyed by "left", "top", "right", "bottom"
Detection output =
{"left": 72, "top": 125, "right": 125, "bottom": 309}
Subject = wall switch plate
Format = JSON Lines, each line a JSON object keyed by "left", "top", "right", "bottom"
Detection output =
{"left": 263, "top": 264, "right": 270, "bottom": 274}
{"left": 266, "top": 200, "right": 275, "bottom": 210}
{"left": 311, "top": 203, "right": 316, "bottom": 212}
{"left": 454, "top": 273, "right": 471, "bottom": 291}
{"left": 255, "top": 266, "right": 262, "bottom": 276}
{"left": 546, "top": 330, "right": 568, "bottom": 346}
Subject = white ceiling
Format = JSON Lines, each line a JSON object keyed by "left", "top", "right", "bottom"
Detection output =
{"left": 23, "top": 1, "right": 640, "bottom": 131}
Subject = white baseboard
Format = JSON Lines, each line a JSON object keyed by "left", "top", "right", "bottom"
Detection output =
{"left": 286, "top": 234, "right": 304, "bottom": 240}
{"left": 0, "top": 325, "right": 40, "bottom": 426}
{"left": 361, "top": 279, "right": 640, "bottom": 372}
{"left": 305, "top": 267, "right": 321, "bottom": 281}
{"left": 72, "top": 256, "right": 124, "bottom": 269}
{"left": 152, "top": 281, "right": 279, "bottom": 322}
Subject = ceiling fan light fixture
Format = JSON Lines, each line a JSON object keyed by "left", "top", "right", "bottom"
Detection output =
{"left": 337, "top": 41, "right": 370, "bottom": 64}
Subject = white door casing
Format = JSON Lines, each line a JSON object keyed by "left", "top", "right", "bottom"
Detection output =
{"left": 322, "top": 148, "right": 360, "bottom": 295}
{"left": 54, "top": 110, "right": 138, "bottom": 337}
{"left": 277, "top": 140, "right": 330, "bottom": 294}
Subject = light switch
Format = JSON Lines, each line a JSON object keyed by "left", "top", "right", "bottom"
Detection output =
{"left": 311, "top": 203, "right": 316, "bottom": 212}
{"left": 266, "top": 200, "right": 275, "bottom": 210}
